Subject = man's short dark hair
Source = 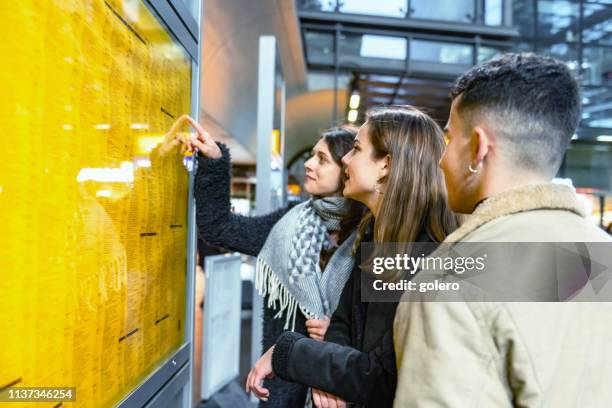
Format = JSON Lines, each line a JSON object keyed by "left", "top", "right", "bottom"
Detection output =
{"left": 450, "top": 52, "right": 581, "bottom": 175}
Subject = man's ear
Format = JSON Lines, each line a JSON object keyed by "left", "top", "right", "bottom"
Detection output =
{"left": 472, "top": 126, "right": 491, "bottom": 163}
{"left": 378, "top": 154, "right": 391, "bottom": 181}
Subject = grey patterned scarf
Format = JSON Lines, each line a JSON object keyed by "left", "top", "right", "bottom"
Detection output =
{"left": 255, "top": 197, "right": 356, "bottom": 331}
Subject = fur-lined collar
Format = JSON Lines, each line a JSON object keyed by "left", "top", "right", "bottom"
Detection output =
{"left": 446, "top": 183, "right": 586, "bottom": 243}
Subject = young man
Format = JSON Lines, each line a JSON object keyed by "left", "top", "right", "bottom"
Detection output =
{"left": 393, "top": 53, "right": 612, "bottom": 407}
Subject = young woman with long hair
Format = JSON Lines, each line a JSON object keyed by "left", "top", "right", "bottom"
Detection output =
{"left": 246, "top": 106, "right": 460, "bottom": 408}
{"left": 184, "top": 117, "right": 365, "bottom": 407}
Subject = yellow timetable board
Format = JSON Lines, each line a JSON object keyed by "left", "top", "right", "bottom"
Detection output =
{"left": 0, "top": 0, "right": 192, "bottom": 407}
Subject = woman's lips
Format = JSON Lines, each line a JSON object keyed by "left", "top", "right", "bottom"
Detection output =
{"left": 305, "top": 174, "right": 315, "bottom": 181}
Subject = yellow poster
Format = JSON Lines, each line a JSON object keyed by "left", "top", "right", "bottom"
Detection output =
{"left": 0, "top": 0, "right": 192, "bottom": 406}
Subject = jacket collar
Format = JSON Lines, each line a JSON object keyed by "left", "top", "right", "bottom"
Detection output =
{"left": 446, "top": 183, "right": 585, "bottom": 243}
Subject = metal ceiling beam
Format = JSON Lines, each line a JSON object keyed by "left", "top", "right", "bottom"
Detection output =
{"left": 362, "top": 84, "right": 451, "bottom": 99}
{"left": 298, "top": 10, "right": 520, "bottom": 38}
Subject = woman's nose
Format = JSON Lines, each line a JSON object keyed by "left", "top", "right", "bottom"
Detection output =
{"left": 341, "top": 152, "right": 350, "bottom": 166}
{"left": 304, "top": 157, "right": 314, "bottom": 171}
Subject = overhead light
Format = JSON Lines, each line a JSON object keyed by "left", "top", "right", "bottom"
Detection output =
{"left": 94, "top": 124, "right": 111, "bottom": 130}
{"left": 135, "top": 159, "right": 151, "bottom": 168}
{"left": 96, "top": 190, "right": 112, "bottom": 197}
{"left": 77, "top": 162, "right": 134, "bottom": 183}
{"left": 347, "top": 109, "right": 358, "bottom": 123}
{"left": 349, "top": 94, "right": 360, "bottom": 110}
{"left": 596, "top": 135, "right": 612, "bottom": 142}
{"left": 130, "top": 123, "right": 149, "bottom": 130}
{"left": 61, "top": 124, "right": 73, "bottom": 131}
{"left": 360, "top": 35, "right": 407, "bottom": 60}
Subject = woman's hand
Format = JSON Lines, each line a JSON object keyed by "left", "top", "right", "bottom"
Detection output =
{"left": 312, "top": 388, "right": 346, "bottom": 408}
{"left": 158, "top": 114, "right": 190, "bottom": 156}
{"left": 245, "top": 346, "right": 275, "bottom": 401}
{"left": 184, "top": 116, "right": 222, "bottom": 159}
{"left": 306, "top": 316, "right": 330, "bottom": 341}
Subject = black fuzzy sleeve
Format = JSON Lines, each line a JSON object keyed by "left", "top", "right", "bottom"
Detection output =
{"left": 193, "top": 142, "right": 297, "bottom": 257}
{"left": 271, "top": 330, "right": 396, "bottom": 405}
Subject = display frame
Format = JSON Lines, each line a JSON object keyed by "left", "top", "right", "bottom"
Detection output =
{"left": 114, "top": 0, "right": 201, "bottom": 406}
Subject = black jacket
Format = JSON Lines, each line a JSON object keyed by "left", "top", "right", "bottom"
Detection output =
{"left": 194, "top": 144, "right": 307, "bottom": 407}
{"left": 271, "top": 228, "right": 434, "bottom": 407}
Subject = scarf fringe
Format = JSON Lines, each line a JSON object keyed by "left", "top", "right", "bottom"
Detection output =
{"left": 255, "top": 257, "right": 316, "bottom": 332}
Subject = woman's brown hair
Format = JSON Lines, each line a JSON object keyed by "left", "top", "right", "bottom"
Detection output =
{"left": 317, "top": 125, "right": 367, "bottom": 247}
{"left": 355, "top": 106, "right": 461, "bottom": 279}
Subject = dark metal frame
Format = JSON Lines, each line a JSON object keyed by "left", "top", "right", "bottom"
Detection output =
{"left": 144, "top": 0, "right": 200, "bottom": 61}
{"left": 298, "top": 0, "right": 519, "bottom": 37}
{"left": 302, "top": 17, "right": 515, "bottom": 124}
{"left": 300, "top": 0, "right": 612, "bottom": 139}
{"left": 301, "top": 22, "right": 515, "bottom": 75}
{"left": 303, "top": 0, "right": 509, "bottom": 122}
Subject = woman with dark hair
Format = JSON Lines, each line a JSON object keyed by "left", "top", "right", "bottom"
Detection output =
{"left": 246, "top": 106, "right": 460, "bottom": 408}
{"left": 185, "top": 116, "right": 365, "bottom": 407}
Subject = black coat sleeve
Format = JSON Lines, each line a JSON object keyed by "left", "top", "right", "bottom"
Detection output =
{"left": 271, "top": 330, "right": 396, "bottom": 405}
{"left": 194, "top": 143, "right": 296, "bottom": 257}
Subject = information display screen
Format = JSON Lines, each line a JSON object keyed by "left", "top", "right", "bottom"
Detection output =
{"left": 0, "top": 0, "right": 192, "bottom": 406}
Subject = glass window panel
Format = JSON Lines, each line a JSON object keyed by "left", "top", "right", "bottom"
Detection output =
{"left": 485, "top": 0, "right": 503, "bottom": 26}
{"left": 538, "top": 43, "right": 580, "bottom": 74}
{"left": 584, "top": 2, "right": 608, "bottom": 16}
{"left": 338, "top": 0, "right": 408, "bottom": 18}
{"left": 366, "top": 85, "right": 396, "bottom": 94}
{"left": 564, "top": 142, "right": 612, "bottom": 191}
{"left": 478, "top": 45, "right": 508, "bottom": 62}
{"left": 410, "top": 39, "right": 473, "bottom": 64}
{"left": 360, "top": 35, "right": 407, "bottom": 60}
{"left": 410, "top": 0, "right": 475, "bottom": 23}
{"left": 582, "top": 46, "right": 612, "bottom": 86}
{"left": 305, "top": 31, "right": 335, "bottom": 65}
{"left": 582, "top": 4, "right": 612, "bottom": 45}
{"left": 512, "top": 41, "right": 537, "bottom": 53}
{"left": 338, "top": 33, "right": 407, "bottom": 70}
{"left": 513, "top": 0, "right": 535, "bottom": 37}
{"left": 369, "top": 96, "right": 393, "bottom": 104}
{"left": 581, "top": 87, "right": 612, "bottom": 128}
{"left": 537, "top": 0, "right": 580, "bottom": 41}
{"left": 538, "top": 43, "right": 581, "bottom": 78}
{"left": 298, "top": 0, "right": 337, "bottom": 12}
{"left": 366, "top": 74, "right": 400, "bottom": 83}
{"left": 585, "top": 0, "right": 612, "bottom": 5}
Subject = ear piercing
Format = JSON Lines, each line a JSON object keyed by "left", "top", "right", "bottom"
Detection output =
{"left": 468, "top": 161, "right": 482, "bottom": 174}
